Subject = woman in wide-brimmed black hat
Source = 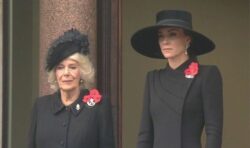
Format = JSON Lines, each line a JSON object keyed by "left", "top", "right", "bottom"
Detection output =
{"left": 28, "top": 29, "right": 114, "bottom": 148}
{"left": 131, "top": 10, "right": 223, "bottom": 148}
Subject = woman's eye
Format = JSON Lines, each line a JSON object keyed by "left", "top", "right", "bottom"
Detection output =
{"left": 158, "top": 34, "right": 163, "bottom": 38}
{"left": 56, "top": 66, "right": 64, "bottom": 70}
{"left": 69, "top": 66, "right": 77, "bottom": 70}
{"left": 158, "top": 34, "right": 165, "bottom": 41}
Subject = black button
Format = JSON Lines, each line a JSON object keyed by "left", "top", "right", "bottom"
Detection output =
{"left": 62, "top": 122, "right": 67, "bottom": 127}
{"left": 60, "top": 140, "right": 65, "bottom": 146}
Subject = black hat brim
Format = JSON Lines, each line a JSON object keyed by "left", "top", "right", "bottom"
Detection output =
{"left": 131, "top": 25, "right": 215, "bottom": 59}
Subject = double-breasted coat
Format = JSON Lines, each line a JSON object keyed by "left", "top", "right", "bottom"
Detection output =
{"left": 137, "top": 59, "right": 223, "bottom": 148}
{"left": 28, "top": 89, "right": 115, "bottom": 148}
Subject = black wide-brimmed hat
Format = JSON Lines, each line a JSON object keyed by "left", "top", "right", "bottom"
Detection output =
{"left": 131, "top": 10, "right": 215, "bottom": 59}
{"left": 46, "top": 28, "right": 89, "bottom": 71}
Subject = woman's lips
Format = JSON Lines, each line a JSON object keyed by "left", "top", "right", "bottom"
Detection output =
{"left": 62, "top": 80, "right": 73, "bottom": 83}
{"left": 162, "top": 48, "right": 172, "bottom": 52}
{"left": 163, "top": 47, "right": 172, "bottom": 50}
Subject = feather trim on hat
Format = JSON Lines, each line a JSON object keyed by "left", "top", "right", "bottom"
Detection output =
{"left": 46, "top": 28, "right": 90, "bottom": 71}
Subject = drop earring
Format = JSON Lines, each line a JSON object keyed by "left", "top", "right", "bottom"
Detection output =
{"left": 80, "top": 79, "right": 84, "bottom": 84}
{"left": 185, "top": 43, "right": 190, "bottom": 55}
{"left": 185, "top": 43, "right": 190, "bottom": 50}
{"left": 185, "top": 50, "right": 188, "bottom": 55}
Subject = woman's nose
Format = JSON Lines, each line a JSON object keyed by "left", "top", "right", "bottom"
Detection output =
{"left": 161, "top": 37, "right": 170, "bottom": 44}
{"left": 63, "top": 67, "right": 70, "bottom": 75}
{"left": 163, "top": 36, "right": 171, "bottom": 43}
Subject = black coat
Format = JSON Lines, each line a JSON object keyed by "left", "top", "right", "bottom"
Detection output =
{"left": 28, "top": 89, "right": 115, "bottom": 148}
{"left": 137, "top": 59, "right": 223, "bottom": 148}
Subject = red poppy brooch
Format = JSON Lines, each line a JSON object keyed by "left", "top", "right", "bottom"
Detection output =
{"left": 184, "top": 62, "right": 199, "bottom": 78}
{"left": 82, "top": 89, "right": 102, "bottom": 107}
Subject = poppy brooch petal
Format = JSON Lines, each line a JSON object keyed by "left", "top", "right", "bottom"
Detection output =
{"left": 184, "top": 62, "right": 199, "bottom": 78}
{"left": 83, "top": 89, "right": 102, "bottom": 107}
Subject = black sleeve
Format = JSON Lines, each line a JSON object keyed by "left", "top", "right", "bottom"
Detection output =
{"left": 137, "top": 72, "right": 154, "bottom": 148}
{"left": 98, "top": 96, "right": 115, "bottom": 148}
{"left": 202, "top": 66, "right": 223, "bottom": 148}
{"left": 27, "top": 100, "right": 38, "bottom": 148}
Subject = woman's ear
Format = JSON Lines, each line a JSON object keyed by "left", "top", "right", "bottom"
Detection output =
{"left": 185, "top": 35, "right": 192, "bottom": 44}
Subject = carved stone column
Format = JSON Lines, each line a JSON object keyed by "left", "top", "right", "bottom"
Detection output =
{"left": 39, "top": 0, "right": 96, "bottom": 95}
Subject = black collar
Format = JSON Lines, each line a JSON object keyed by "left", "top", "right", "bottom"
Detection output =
{"left": 52, "top": 89, "right": 89, "bottom": 116}
{"left": 166, "top": 58, "right": 198, "bottom": 73}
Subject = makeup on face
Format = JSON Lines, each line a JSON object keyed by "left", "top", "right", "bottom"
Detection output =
{"left": 55, "top": 58, "right": 81, "bottom": 91}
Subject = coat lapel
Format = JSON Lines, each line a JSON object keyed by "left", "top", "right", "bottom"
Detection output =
{"left": 152, "top": 60, "right": 196, "bottom": 115}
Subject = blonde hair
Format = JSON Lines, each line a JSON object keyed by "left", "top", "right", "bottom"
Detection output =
{"left": 47, "top": 53, "right": 95, "bottom": 90}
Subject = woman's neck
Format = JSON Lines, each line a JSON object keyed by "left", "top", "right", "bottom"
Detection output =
{"left": 60, "top": 88, "right": 81, "bottom": 106}
{"left": 167, "top": 55, "right": 189, "bottom": 69}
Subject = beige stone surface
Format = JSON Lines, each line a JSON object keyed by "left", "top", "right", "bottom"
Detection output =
{"left": 39, "top": 0, "right": 97, "bottom": 95}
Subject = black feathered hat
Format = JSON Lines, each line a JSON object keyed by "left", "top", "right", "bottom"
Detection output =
{"left": 46, "top": 28, "right": 89, "bottom": 71}
{"left": 131, "top": 10, "right": 215, "bottom": 59}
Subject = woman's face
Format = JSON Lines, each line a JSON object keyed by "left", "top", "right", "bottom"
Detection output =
{"left": 55, "top": 58, "right": 81, "bottom": 92}
{"left": 158, "top": 27, "right": 191, "bottom": 59}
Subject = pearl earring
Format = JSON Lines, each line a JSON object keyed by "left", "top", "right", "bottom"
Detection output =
{"left": 185, "top": 43, "right": 190, "bottom": 55}
{"left": 185, "top": 43, "right": 190, "bottom": 50}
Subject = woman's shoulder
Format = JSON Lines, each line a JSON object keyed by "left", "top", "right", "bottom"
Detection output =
{"left": 199, "top": 64, "right": 222, "bottom": 78}
{"left": 35, "top": 93, "right": 57, "bottom": 106}
{"left": 146, "top": 68, "right": 164, "bottom": 76}
{"left": 199, "top": 64, "right": 218, "bottom": 68}
{"left": 98, "top": 95, "right": 111, "bottom": 107}
{"left": 199, "top": 64, "right": 220, "bottom": 72}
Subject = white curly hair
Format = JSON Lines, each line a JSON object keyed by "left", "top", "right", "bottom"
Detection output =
{"left": 47, "top": 53, "right": 95, "bottom": 90}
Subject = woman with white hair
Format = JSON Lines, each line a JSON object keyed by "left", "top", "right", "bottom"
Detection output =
{"left": 28, "top": 29, "right": 114, "bottom": 148}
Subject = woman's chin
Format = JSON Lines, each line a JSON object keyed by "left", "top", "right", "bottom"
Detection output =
{"left": 59, "top": 86, "right": 79, "bottom": 92}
